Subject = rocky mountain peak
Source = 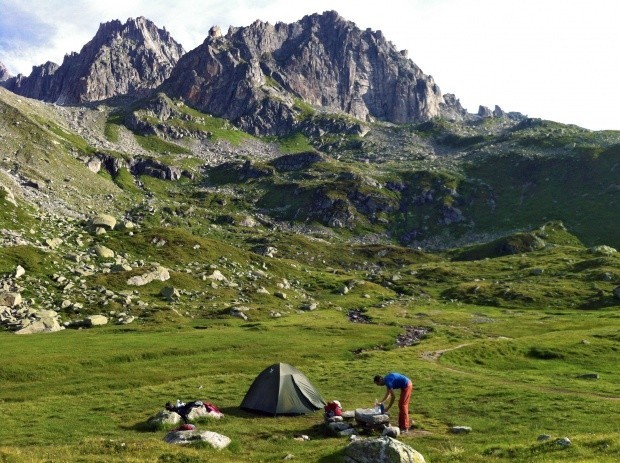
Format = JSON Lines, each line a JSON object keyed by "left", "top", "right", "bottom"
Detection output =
{"left": 3, "top": 17, "right": 184, "bottom": 104}
{"left": 162, "top": 10, "right": 451, "bottom": 135}
{"left": 0, "top": 61, "right": 11, "bottom": 82}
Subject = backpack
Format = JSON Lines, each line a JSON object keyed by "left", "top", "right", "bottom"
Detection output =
{"left": 324, "top": 400, "right": 343, "bottom": 418}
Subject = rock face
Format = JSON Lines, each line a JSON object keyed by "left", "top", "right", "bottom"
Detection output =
{"left": 161, "top": 10, "right": 453, "bottom": 135}
{"left": 3, "top": 17, "right": 184, "bottom": 103}
{"left": 344, "top": 437, "right": 426, "bottom": 463}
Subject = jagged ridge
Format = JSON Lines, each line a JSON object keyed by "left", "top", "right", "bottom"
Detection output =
{"left": 160, "top": 10, "right": 462, "bottom": 135}
{"left": 2, "top": 17, "right": 184, "bottom": 104}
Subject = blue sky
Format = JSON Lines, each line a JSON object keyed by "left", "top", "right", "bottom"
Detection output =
{"left": 0, "top": 0, "right": 618, "bottom": 131}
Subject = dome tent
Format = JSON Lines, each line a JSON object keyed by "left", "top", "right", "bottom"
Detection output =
{"left": 240, "top": 363, "right": 326, "bottom": 415}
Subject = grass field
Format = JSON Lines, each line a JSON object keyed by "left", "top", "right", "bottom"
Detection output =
{"left": 1, "top": 297, "right": 618, "bottom": 462}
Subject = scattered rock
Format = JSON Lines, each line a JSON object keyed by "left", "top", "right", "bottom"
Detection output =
{"left": 589, "top": 245, "right": 617, "bottom": 256}
{"left": 164, "top": 430, "right": 231, "bottom": 449}
{"left": 127, "top": 266, "right": 170, "bottom": 286}
{"left": 450, "top": 426, "right": 472, "bottom": 434}
{"left": 576, "top": 373, "right": 599, "bottom": 379}
{"left": 300, "top": 302, "right": 318, "bottom": 311}
{"left": 85, "top": 315, "right": 108, "bottom": 327}
{"left": 15, "top": 310, "right": 64, "bottom": 334}
{"left": 160, "top": 286, "right": 181, "bottom": 302}
{"left": 206, "top": 270, "right": 227, "bottom": 282}
{"left": 613, "top": 286, "right": 620, "bottom": 300}
{"left": 555, "top": 437, "right": 571, "bottom": 448}
{"left": 537, "top": 434, "right": 552, "bottom": 442}
{"left": 348, "top": 309, "right": 370, "bottom": 323}
{"left": 395, "top": 326, "right": 430, "bottom": 347}
{"left": 148, "top": 410, "right": 181, "bottom": 428}
{"left": 0, "top": 292, "right": 22, "bottom": 307}
{"left": 382, "top": 426, "right": 401, "bottom": 438}
{"left": 45, "top": 238, "right": 63, "bottom": 249}
{"left": 344, "top": 436, "right": 426, "bottom": 463}
{"left": 91, "top": 214, "right": 117, "bottom": 230}
{"left": 14, "top": 265, "right": 25, "bottom": 279}
{"left": 94, "top": 245, "right": 115, "bottom": 259}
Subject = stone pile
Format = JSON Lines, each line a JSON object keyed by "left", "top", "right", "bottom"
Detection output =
{"left": 0, "top": 291, "right": 64, "bottom": 334}
{"left": 395, "top": 326, "right": 431, "bottom": 347}
{"left": 325, "top": 408, "right": 394, "bottom": 438}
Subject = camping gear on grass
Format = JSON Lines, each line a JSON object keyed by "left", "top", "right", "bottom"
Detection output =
{"left": 240, "top": 363, "right": 326, "bottom": 415}
{"left": 324, "top": 400, "right": 343, "bottom": 418}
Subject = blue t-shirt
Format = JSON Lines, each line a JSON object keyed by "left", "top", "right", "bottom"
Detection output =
{"left": 384, "top": 372, "right": 410, "bottom": 389}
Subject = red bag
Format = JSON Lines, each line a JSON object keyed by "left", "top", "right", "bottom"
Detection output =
{"left": 324, "top": 401, "right": 342, "bottom": 417}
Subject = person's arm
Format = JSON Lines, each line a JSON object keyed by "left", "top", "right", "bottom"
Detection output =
{"left": 385, "top": 389, "right": 396, "bottom": 412}
{"left": 379, "top": 389, "right": 395, "bottom": 410}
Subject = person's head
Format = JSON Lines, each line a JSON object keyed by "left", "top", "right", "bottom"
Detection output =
{"left": 373, "top": 375, "right": 385, "bottom": 386}
{"left": 165, "top": 402, "right": 174, "bottom": 411}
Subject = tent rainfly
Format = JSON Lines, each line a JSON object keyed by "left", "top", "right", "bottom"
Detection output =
{"left": 240, "top": 363, "right": 326, "bottom": 415}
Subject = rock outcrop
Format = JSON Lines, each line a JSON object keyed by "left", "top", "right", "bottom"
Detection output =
{"left": 161, "top": 11, "right": 453, "bottom": 135}
{"left": 3, "top": 17, "right": 184, "bottom": 103}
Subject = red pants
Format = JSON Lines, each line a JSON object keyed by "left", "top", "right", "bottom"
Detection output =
{"left": 398, "top": 380, "right": 413, "bottom": 430}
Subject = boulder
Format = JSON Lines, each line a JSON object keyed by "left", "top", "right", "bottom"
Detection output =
{"left": 253, "top": 246, "right": 278, "bottom": 258}
{"left": 94, "top": 245, "right": 115, "bottom": 259}
{"left": 160, "top": 287, "right": 181, "bottom": 301}
{"left": 86, "top": 157, "right": 102, "bottom": 173}
{"left": 344, "top": 437, "right": 426, "bottom": 463}
{"left": 206, "top": 270, "right": 227, "bottom": 282}
{"left": 148, "top": 410, "right": 181, "bottom": 428}
{"left": 164, "top": 430, "right": 231, "bottom": 449}
{"left": 85, "top": 315, "right": 108, "bottom": 327}
{"left": 0, "top": 292, "right": 22, "bottom": 307}
{"left": 127, "top": 266, "right": 170, "bottom": 286}
{"left": 45, "top": 238, "right": 63, "bottom": 249}
{"left": 14, "top": 265, "right": 25, "bottom": 279}
{"left": 91, "top": 214, "right": 117, "bottom": 230}
{"left": 613, "top": 286, "right": 620, "bottom": 300}
{"left": 15, "top": 314, "right": 63, "bottom": 334}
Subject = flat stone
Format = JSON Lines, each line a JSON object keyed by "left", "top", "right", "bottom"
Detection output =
{"left": 91, "top": 214, "right": 116, "bottom": 230}
{"left": 355, "top": 408, "right": 390, "bottom": 425}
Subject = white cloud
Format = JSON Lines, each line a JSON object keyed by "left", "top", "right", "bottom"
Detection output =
{"left": 0, "top": 0, "right": 617, "bottom": 130}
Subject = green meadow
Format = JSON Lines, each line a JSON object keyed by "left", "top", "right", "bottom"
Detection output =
{"left": 1, "top": 276, "right": 618, "bottom": 462}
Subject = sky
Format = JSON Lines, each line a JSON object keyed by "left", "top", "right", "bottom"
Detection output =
{"left": 0, "top": 0, "right": 618, "bottom": 131}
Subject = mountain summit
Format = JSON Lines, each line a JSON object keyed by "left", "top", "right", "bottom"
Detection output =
{"left": 3, "top": 17, "right": 184, "bottom": 104}
{"left": 161, "top": 11, "right": 461, "bottom": 135}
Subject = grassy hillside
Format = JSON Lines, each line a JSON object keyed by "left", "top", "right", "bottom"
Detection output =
{"left": 0, "top": 89, "right": 619, "bottom": 463}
